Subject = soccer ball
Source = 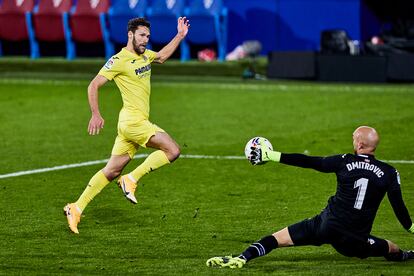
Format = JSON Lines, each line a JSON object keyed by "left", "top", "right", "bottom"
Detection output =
{"left": 244, "top": 137, "right": 273, "bottom": 165}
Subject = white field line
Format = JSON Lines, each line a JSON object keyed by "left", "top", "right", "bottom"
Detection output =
{"left": 0, "top": 155, "right": 413, "bottom": 179}
{"left": 0, "top": 154, "right": 244, "bottom": 179}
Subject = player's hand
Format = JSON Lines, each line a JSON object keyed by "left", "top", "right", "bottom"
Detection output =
{"left": 249, "top": 147, "right": 271, "bottom": 165}
{"left": 408, "top": 223, "right": 414, "bottom": 234}
{"left": 249, "top": 138, "right": 274, "bottom": 165}
{"left": 249, "top": 146, "right": 263, "bottom": 165}
{"left": 177, "top": 17, "right": 190, "bottom": 38}
{"left": 88, "top": 114, "right": 104, "bottom": 135}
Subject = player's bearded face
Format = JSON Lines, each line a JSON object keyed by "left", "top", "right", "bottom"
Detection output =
{"left": 132, "top": 27, "right": 150, "bottom": 55}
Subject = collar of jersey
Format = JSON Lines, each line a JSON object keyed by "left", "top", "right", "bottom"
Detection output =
{"left": 121, "top": 47, "right": 145, "bottom": 59}
{"left": 357, "top": 154, "right": 374, "bottom": 158}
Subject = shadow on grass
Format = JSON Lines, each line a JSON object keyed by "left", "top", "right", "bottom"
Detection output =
{"left": 87, "top": 206, "right": 133, "bottom": 225}
{"left": 248, "top": 252, "right": 409, "bottom": 274}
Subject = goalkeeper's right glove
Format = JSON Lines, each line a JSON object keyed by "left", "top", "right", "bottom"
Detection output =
{"left": 249, "top": 138, "right": 281, "bottom": 165}
{"left": 408, "top": 223, "right": 414, "bottom": 234}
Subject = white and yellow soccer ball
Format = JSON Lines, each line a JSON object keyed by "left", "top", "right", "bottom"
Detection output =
{"left": 244, "top": 137, "right": 273, "bottom": 165}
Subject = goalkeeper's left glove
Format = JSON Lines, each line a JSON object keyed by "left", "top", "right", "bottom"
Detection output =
{"left": 408, "top": 223, "right": 414, "bottom": 234}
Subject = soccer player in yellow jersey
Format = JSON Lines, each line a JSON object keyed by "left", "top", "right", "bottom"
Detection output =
{"left": 63, "top": 17, "right": 190, "bottom": 234}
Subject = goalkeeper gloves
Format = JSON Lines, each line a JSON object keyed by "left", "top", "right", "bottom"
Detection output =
{"left": 249, "top": 138, "right": 281, "bottom": 165}
{"left": 408, "top": 223, "right": 414, "bottom": 234}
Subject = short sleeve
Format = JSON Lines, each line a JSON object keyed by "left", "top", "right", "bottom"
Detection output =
{"left": 144, "top": 49, "right": 157, "bottom": 63}
{"left": 98, "top": 55, "right": 123, "bottom": 81}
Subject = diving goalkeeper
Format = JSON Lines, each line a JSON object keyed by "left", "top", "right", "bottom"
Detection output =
{"left": 207, "top": 126, "right": 414, "bottom": 268}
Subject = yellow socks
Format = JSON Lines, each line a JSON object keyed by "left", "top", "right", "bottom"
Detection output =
{"left": 74, "top": 151, "right": 169, "bottom": 212}
{"left": 75, "top": 170, "right": 109, "bottom": 212}
{"left": 130, "top": 150, "right": 170, "bottom": 182}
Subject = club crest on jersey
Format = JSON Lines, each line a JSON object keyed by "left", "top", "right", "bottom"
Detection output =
{"left": 142, "top": 55, "right": 148, "bottom": 62}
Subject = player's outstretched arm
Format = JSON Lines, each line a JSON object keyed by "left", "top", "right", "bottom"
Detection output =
{"left": 250, "top": 138, "right": 340, "bottom": 172}
{"left": 387, "top": 178, "right": 414, "bottom": 233}
{"left": 87, "top": 75, "right": 108, "bottom": 135}
{"left": 250, "top": 140, "right": 281, "bottom": 165}
{"left": 154, "top": 17, "right": 190, "bottom": 64}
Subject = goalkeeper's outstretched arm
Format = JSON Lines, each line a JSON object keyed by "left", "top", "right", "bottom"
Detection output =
{"left": 252, "top": 139, "right": 341, "bottom": 173}
{"left": 388, "top": 188, "right": 413, "bottom": 232}
{"left": 280, "top": 153, "right": 327, "bottom": 171}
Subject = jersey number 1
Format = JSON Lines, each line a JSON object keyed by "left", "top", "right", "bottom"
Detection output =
{"left": 354, "top": 178, "right": 368, "bottom": 210}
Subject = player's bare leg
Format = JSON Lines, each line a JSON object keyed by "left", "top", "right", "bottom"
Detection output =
{"left": 119, "top": 132, "right": 180, "bottom": 203}
{"left": 64, "top": 154, "right": 130, "bottom": 233}
{"left": 272, "top": 227, "right": 294, "bottom": 246}
{"left": 103, "top": 154, "right": 131, "bottom": 181}
{"left": 146, "top": 131, "right": 181, "bottom": 161}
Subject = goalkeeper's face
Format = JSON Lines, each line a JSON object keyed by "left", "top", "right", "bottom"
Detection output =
{"left": 131, "top": 26, "right": 150, "bottom": 55}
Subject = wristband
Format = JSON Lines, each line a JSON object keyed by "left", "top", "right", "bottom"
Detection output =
{"left": 408, "top": 223, "right": 414, "bottom": 234}
{"left": 268, "top": 151, "right": 281, "bottom": 162}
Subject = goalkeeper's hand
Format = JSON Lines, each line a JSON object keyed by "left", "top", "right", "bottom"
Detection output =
{"left": 408, "top": 223, "right": 414, "bottom": 234}
{"left": 249, "top": 146, "right": 264, "bottom": 165}
{"left": 249, "top": 138, "right": 280, "bottom": 165}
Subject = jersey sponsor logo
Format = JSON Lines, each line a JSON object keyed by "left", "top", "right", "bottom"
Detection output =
{"left": 135, "top": 64, "right": 151, "bottom": 75}
{"left": 346, "top": 161, "right": 384, "bottom": 178}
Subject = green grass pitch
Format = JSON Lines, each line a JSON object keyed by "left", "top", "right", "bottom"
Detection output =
{"left": 0, "top": 73, "right": 414, "bottom": 275}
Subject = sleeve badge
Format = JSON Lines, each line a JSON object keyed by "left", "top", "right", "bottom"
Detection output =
{"left": 396, "top": 170, "right": 401, "bottom": 185}
{"left": 104, "top": 56, "right": 117, "bottom": 69}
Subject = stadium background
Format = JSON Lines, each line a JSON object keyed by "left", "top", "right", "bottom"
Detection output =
{"left": 0, "top": 0, "right": 413, "bottom": 57}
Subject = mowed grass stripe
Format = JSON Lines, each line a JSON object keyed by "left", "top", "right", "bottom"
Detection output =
{"left": 0, "top": 154, "right": 412, "bottom": 179}
{"left": 1, "top": 77, "right": 414, "bottom": 94}
{"left": 1, "top": 75, "right": 414, "bottom": 275}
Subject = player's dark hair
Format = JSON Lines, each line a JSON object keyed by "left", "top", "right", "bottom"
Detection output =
{"left": 127, "top": 18, "right": 151, "bottom": 33}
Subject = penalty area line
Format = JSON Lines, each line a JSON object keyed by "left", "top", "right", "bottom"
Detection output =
{"left": 0, "top": 155, "right": 412, "bottom": 180}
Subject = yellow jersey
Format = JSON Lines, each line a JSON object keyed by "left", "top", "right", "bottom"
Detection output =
{"left": 98, "top": 48, "right": 157, "bottom": 123}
